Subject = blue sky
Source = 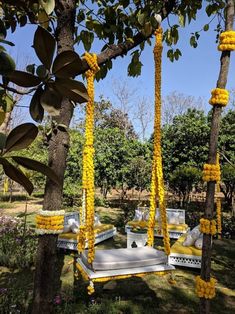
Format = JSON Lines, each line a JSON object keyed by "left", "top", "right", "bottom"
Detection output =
{"left": 6, "top": 8, "right": 235, "bottom": 136}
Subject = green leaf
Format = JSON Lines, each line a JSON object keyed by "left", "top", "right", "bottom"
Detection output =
{"left": 39, "top": 0, "right": 55, "bottom": 15}
{"left": 6, "top": 70, "right": 41, "bottom": 87}
{"left": 0, "top": 91, "right": 14, "bottom": 112}
{"left": 5, "top": 123, "right": 38, "bottom": 154}
{"left": 40, "top": 84, "right": 62, "bottom": 116}
{"left": 0, "top": 157, "right": 34, "bottom": 195}
{"left": 137, "top": 13, "right": 146, "bottom": 26}
{"left": 54, "top": 78, "right": 88, "bottom": 103}
{"left": 36, "top": 64, "right": 48, "bottom": 78}
{"left": 0, "top": 51, "right": 16, "bottom": 75}
{"left": 0, "top": 39, "right": 15, "bottom": 46}
{"left": 0, "top": 19, "right": 6, "bottom": 39}
{"left": 178, "top": 14, "right": 186, "bottom": 27}
{"left": 38, "top": 10, "right": 49, "bottom": 29}
{"left": 52, "top": 50, "right": 82, "bottom": 78}
{"left": 33, "top": 26, "right": 56, "bottom": 69}
{"left": 26, "top": 64, "right": 35, "bottom": 75}
{"left": 203, "top": 24, "right": 209, "bottom": 32}
{"left": 0, "top": 133, "right": 7, "bottom": 150}
{"left": 12, "top": 156, "right": 59, "bottom": 185}
{"left": 0, "top": 111, "right": 5, "bottom": 126}
{"left": 30, "top": 86, "right": 44, "bottom": 122}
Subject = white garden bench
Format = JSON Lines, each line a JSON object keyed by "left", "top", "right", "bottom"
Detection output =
{"left": 57, "top": 212, "right": 116, "bottom": 251}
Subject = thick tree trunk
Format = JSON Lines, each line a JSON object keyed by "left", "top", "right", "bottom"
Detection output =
{"left": 32, "top": 1, "right": 76, "bottom": 313}
{"left": 199, "top": 1, "right": 234, "bottom": 313}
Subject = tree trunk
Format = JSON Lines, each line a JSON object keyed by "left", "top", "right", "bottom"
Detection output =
{"left": 200, "top": 1, "right": 234, "bottom": 313}
{"left": 32, "top": 1, "right": 76, "bottom": 313}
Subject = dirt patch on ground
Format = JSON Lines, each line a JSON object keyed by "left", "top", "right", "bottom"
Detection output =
{"left": 1, "top": 199, "right": 43, "bottom": 216}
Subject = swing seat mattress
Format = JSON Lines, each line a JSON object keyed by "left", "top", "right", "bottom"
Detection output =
{"left": 81, "top": 247, "right": 167, "bottom": 271}
{"left": 169, "top": 234, "right": 202, "bottom": 268}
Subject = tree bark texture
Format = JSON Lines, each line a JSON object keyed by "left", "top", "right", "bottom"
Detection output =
{"left": 32, "top": 1, "right": 76, "bottom": 313}
{"left": 200, "top": 1, "right": 234, "bottom": 313}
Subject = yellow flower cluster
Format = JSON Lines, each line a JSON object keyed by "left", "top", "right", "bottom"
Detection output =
{"left": 147, "top": 27, "right": 170, "bottom": 256}
{"left": 195, "top": 276, "right": 216, "bottom": 299}
{"left": 218, "top": 31, "right": 235, "bottom": 51}
{"left": 200, "top": 218, "right": 217, "bottom": 235}
{"left": 76, "top": 263, "right": 89, "bottom": 281}
{"left": 77, "top": 225, "right": 86, "bottom": 253}
{"left": 87, "top": 282, "right": 95, "bottom": 295}
{"left": 80, "top": 53, "right": 100, "bottom": 264}
{"left": 202, "top": 163, "right": 221, "bottom": 182}
{"left": 35, "top": 210, "right": 65, "bottom": 234}
{"left": 209, "top": 88, "right": 229, "bottom": 106}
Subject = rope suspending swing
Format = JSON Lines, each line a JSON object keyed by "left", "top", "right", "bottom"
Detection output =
{"left": 76, "top": 23, "right": 174, "bottom": 295}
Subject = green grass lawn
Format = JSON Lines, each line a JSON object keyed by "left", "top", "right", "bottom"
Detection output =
{"left": 0, "top": 203, "right": 235, "bottom": 313}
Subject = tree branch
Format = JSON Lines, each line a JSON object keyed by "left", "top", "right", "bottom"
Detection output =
{"left": 77, "top": 0, "right": 177, "bottom": 75}
{"left": 0, "top": 83, "right": 36, "bottom": 95}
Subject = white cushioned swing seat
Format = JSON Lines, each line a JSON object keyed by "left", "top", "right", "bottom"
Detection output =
{"left": 81, "top": 247, "right": 167, "bottom": 271}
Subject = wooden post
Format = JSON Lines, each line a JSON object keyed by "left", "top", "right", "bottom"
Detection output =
{"left": 200, "top": 1, "right": 234, "bottom": 313}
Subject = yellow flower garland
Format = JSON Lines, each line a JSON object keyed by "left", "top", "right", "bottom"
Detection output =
{"left": 199, "top": 218, "right": 217, "bottom": 235}
{"left": 202, "top": 163, "right": 221, "bottom": 182}
{"left": 218, "top": 30, "right": 235, "bottom": 51}
{"left": 195, "top": 276, "right": 216, "bottom": 299}
{"left": 209, "top": 88, "right": 229, "bottom": 106}
{"left": 35, "top": 210, "right": 65, "bottom": 234}
{"left": 79, "top": 52, "right": 100, "bottom": 264}
{"left": 76, "top": 261, "right": 171, "bottom": 295}
{"left": 147, "top": 27, "right": 170, "bottom": 256}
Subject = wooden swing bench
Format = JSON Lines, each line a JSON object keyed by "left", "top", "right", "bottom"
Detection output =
{"left": 125, "top": 208, "right": 190, "bottom": 239}
{"left": 77, "top": 247, "right": 175, "bottom": 283}
{"left": 57, "top": 212, "right": 117, "bottom": 251}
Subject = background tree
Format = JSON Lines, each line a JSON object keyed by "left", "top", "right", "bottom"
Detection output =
{"left": 168, "top": 165, "right": 202, "bottom": 207}
{"left": 161, "top": 108, "right": 210, "bottom": 180}
{"left": 162, "top": 91, "right": 205, "bottom": 125}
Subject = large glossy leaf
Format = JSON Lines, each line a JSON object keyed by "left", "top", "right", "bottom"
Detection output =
{"left": 0, "top": 133, "right": 6, "bottom": 150}
{"left": 38, "top": 10, "right": 49, "bottom": 29}
{"left": 0, "top": 111, "right": 5, "bottom": 126}
{"left": 6, "top": 70, "right": 41, "bottom": 87}
{"left": 39, "top": 0, "right": 55, "bottom": 15}
{"left": 52, "top": 51, "right": 82, "bottom": 78}
{"left": 12, "top": 156, "right": 59, "bottom": 184}
{"left": 5, "top": 123, "right": 38, "bottom": 154}
{"left": 0, "top": 157, "right": 34, "bottom": 195}
{"left": 33, "top": 26, "right": 56, "bottom": 69}
{"left": 0, "top": 51, "right": 16, "bottom": 75}
{"left": 30, "top": 86, "right": 44, "bottom": 122}
{"left": 40, "top": 84, "right": 62, "bottom": 116}
{"left": 0, "top": 19, "right": 6, "bottom": 39}
{"left": 55, "top": 78, "right": 88, "bottom": 103}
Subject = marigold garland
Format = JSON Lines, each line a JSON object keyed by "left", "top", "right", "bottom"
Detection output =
{"left": 35, "top": 210, "right": 65, "bottom": 234}
{"left": 218, "top": 30, "right": 235, "bottom": 51}
{"left": 76, "top": 261, "right": 171, "bottom": 295}
{"left": 79, "top": 52, "right": 100, "bottom": 264}
{"left": 199, "top": 218, "right": 217, "bottom": 235}
{"left": 147, "top": 27, "right": 170, "bottom": 256}
{"left": 209, "top": 88, "right": 229, "bottom": 106}
{"left": 202, "top": 163, "right": 221, "bottom": 182}
{"left": 195, "top": 276, "right": 216, "bottom": 299}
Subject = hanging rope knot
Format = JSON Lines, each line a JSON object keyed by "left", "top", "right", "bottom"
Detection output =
{"left": 218, "top": 30, "right": 235, "bottom": 51}
{"left": 195, "top": 276, "right": 217, "bottom": 299}
{"left": 200, "top": 218, "right": 217, "bottom": 235}
{"left": 209, "top": 88, "right": 229, "bottom": 107}
{"left": 83, "top": 52, "right": 100, "bottom": 77}
{"left": 202, "top": 163, "right": 221, "bottom": 182}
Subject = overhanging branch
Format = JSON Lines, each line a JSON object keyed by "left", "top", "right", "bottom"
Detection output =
{"left": 78, "top": 0, "right": 177, "bottom": 75}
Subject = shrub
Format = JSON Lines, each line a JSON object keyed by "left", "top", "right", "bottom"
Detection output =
{"left": 0, "top": 215, "right": 38, "bottom": 269}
